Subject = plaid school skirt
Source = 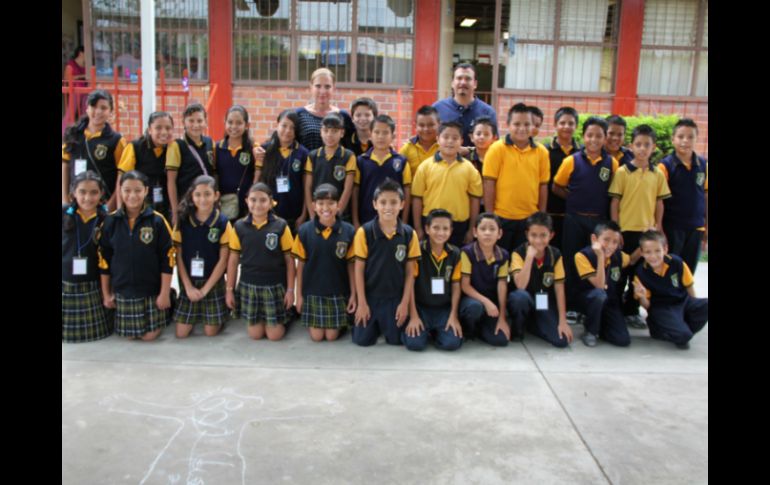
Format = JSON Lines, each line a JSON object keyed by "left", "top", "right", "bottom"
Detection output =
{"left": 62, "top": 281, "right": 113, "bottom": 343}
{"left": 301, "top": 294, "right": 351, "bottom": 329}
{"left": 174, "top": 279, "right": 229, "bottom": 326}
{"left": 236, "top": 281, "right": 289, "bottom": 326}
{"left": 115, "top": 294, "right": 169, "bottom": 337}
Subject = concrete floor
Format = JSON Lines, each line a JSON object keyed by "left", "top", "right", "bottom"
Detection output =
{"left": 62, "top": 264, "right": 708, "bottom": 485}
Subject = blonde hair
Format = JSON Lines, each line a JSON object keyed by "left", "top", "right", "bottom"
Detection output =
{"left": 310, "top": 67, "right": 335, "bottom": 84}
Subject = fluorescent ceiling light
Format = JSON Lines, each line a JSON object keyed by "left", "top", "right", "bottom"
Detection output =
{"left": 460, "top": 18, "right": 477, "bottom": 27}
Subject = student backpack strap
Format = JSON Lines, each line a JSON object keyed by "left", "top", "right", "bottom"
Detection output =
{"left": 184, "top": 139, "right": 209, "bottom": 176}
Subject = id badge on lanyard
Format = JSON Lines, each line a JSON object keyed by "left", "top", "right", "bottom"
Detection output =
{"left": 153, "top": 186, "right": 164, "bottom": 204}
{"left": 191, "top": 255, "right": 205, "bottom": 278}
{"left": 72, "top": 257, "right": 88, "bottom": 275}
{"left": 431, "top": 277, "right": 445, "bottom": 295}
{"left": 74, "top": 159, "right": 87, "bottom": 176}
{"left": 276, "top": 176, "right": 290, "bottom": 193}
{"left": 536, "top": 292, "right": 549, "bottom": 311}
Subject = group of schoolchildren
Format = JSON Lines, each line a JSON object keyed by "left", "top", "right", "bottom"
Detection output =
{"left": 62, "top": 88, "right": 708, "bottom": 351}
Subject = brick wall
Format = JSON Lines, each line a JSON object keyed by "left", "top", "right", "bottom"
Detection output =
{"left": 232, "top": 86, "right": 414, "bottom": 148}
{"left": 93, "top": 82, "right": 707, "bottom": 158}
{"left": 496, "top": 93, "right": 708, "bottom": 157}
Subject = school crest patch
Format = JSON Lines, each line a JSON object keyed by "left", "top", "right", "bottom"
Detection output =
{"left": 445, "top": 265, "right": 453, "bottom": 283}
{"left": 336, "top": 241, "right": 348, "bottom": 259}
{"left": 610, "top": 267, "right": 621, "bottom": 282}
{"left": 543, "top": 272, "right": 554, "bottom": 288}
{"left": 265, "top": 233, "right": 278, "bottom": 250}
{"left": 599, "top": 167, "right": 611, "bottom": 182}
{"left": 239, "top": 152, "right": 251, "bottom": 166}
{"left": 333, "top": 165, "right": 346, "bottom": 181}
{"left": 695, "top": 173, "right": 705, "bottom": 187}
{"left": 292, "top": 159, "right": 302, "bottom": 172}
{"left": 94, "top": 144, "right": 108, "bottom": 160}
{"left": 671, "top": 273, "right": 679, "bottom": 288}
{"left": 140, "top": 227, "right": 154, "bottom": 244}
{"left": 395, "top": 244, "right": 406, "bottom": 262}
{"left": 392, "top": 159, "right": 403, "bottom": 172}
{"left": 207, "top": 228, "right": 220, "bottom": 243}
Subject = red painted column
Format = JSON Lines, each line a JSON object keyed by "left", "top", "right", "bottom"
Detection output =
{"left": 612, "top": 0, "right": 645, "bottom": 115}
{"left": 208, "top": 0, "right": 233, "bottom": 140}
{"left": 412, "top": 0, "right": 441, "bottom": 116}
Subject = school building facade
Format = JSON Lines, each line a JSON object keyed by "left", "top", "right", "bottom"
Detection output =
{"left": 63, "top": 0, "right": 708, "bottom": 155}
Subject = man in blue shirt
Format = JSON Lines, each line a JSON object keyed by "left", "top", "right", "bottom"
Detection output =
{"left": 433, "top": 63, "right": 498, "bottom": 147}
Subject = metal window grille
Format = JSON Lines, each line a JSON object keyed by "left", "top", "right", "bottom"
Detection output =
{"left": 499, "top": 0, "right": 619, "bottom": 93}
{"left": 89, "top": 0, "right": 209, "bottom": 80}
{"left": 233, "top": 0, "right": 414, "bottom": 84}
{"left": 638, "top": 0, "right": 707, "bottom": 97}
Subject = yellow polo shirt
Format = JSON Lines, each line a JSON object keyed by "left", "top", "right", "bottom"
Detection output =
{"left": 399, "top": 136, "right": 440, "bottom": 175}
{"left": 608, "top": 162, "right": 671, "bottom": 232}
{"left": 411, "top": 152, "right": 483, "bottom": 222}
{"left": 482, "top": 135, "right": 550, "bottom": 220}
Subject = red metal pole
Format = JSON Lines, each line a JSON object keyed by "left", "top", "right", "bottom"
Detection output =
{"left": 160, "top": 68, "right": 166, "bottom": 112}
{"left": 113, "top": 65, "right": 120, "bottom": 132}
{"left": 67, "top": 68, "right": 75, "bottom": 126}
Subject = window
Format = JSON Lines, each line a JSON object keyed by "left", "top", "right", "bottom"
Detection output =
{"left": 498, "top": 0, "right": 619, "bottom": 93}
{"left": 234, "top": 0, "right": 414, "bottom": 85}
{"left": 90, "top": 0, "right": 209, "bottom": 80}
{"left": 637, "top": 0, "right": 707, "bottom": 97}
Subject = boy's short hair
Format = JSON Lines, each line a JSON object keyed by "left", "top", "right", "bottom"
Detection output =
{"left": 471, "top": 115, "right": 498, "bottom": 136}
{"left": 674, "top": 118, "right": 698, "bottom": 135}
{"left": 475, "top": 212, "right": 502, "bottom": 229}
{"left": 416, "top": 105, "right": 440, "bottom": 121}
{"left": 632, "top": 124, "right": 657, "bottom": 143}
{"left": 507, "top": 102, "right": 530, "bottom": 124}
{"left": 425, "top": 208, "right": 453, "bottom": 228}
{"left": 373, "top": 177, "right": 404, "bottom": 201}
{"left": 312, "top": 183, "right": 340, "bottom": 202}
{"left": 527, "top": 105, "right": 544, "bottom": 121}
{"left": 639, "top": 230, "right": 668, "bottom": 247}
{"left": 438, "top": 120, "right": 463, "bottom": 136}
{"left": 525, "top": 211, "right": 553, "bottom": 232}
{"left": 593, "top": 220, "right": 621, "bottom": 237}
{"left": 554, "top": 106, "right": 579, "bottom": 124}
{"left": 351, "top": 97, "right": 378, "bottom": 117}
{"left": 605, "top": 114, "right": 627, "bottom": 130}
{"left": 371, "top": 114, "right": 395, "bottom": 134}
{"left": 321, "top": 112, "right": 345, "bottom": 130}
{"left": 583, "top": 116, "right": 609, "bottom": 136}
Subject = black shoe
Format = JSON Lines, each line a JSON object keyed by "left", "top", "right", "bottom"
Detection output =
{"left": 675, "top": 341, "right": 690, "bottom": 350}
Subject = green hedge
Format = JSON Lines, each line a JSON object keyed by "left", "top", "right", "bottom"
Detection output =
{"left": 537, "top": 114, "right": 681, "bottom": 163}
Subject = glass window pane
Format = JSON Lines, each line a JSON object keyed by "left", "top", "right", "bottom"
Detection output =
{"left": 702, "top": 4, "right": 707, "bottom": 47}
{"left": 91, "top": 0, "right": 208, "bottom": 80}
{"left": 356, "top": 37, "right": 412, "bottom": 85}
{"left": 556, "top": 46, "right": 611, "bottom": 92}
{"left": 637, "top": 49, "right": 694, "bottom": 96}
{"left": 234, "top": 0, "right": 291, "bottom": 31}
{"left": 358, "top": 0, "right": 414, "bottom": 35}
{"left": 507, "top": 0, "right": 556, "bottom": 41}
{"left": 298, "top": 35, "right": 351, "bottom": 82}
{"left": 560, "top": 0, "right": 609, "bottom": 42}
{"left": 503, "top": 43, "right": 554, "bottom": 90}
{"left": 297, "top": 0, "right": 352, "bottom": 32}
{"left": 235, "top": 34, "right": 290, "bottom": 81}
{"left": 642, "top": 0, "right": 698, "bottom": 47}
